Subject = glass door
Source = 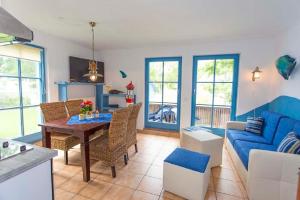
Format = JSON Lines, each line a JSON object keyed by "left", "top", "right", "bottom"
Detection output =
{"left": 191, "top": 54, "right": 239, "bottom": 135}
{"left": 145, "top": 57, "right": 182, "bottom": 131}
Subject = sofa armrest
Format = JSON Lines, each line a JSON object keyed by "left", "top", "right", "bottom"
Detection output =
{"left": 226, "top": 121, "right": 246, "bottom": 130}
{"left": 247, "top": 149, "right": 300, "bottom": 200}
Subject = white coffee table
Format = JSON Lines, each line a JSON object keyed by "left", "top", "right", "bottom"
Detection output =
{"left": 180, "top": 129, "right": 224, "bottom": 167}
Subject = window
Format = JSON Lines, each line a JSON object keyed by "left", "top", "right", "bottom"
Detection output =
{"left": 0, "top": 44, "right": 45, "bottom": 139}
{"left": 145, "top": 57, "right": 182, "bottom": 131}
{"left": 191, "top": 54, "right": 239, "bottom": 135}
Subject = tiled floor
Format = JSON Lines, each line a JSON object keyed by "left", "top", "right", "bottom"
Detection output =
{"left": 51, "top": 133, "right": 248, "bottom": 200}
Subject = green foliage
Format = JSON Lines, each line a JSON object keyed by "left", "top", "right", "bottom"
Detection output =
{"left": 0, "top": 56, "right": 39, "bottom": 77}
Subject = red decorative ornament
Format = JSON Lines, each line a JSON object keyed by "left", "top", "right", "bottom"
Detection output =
{"left": 125, "top": 81, "right": 135, "bottom": 105}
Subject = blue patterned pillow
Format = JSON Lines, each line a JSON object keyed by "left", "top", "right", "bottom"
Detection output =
{"left": 245, "top": 117, "right": 264, "bottom": 135}
{"left": 277, "top": 132, "right": 300, "bottom": 154}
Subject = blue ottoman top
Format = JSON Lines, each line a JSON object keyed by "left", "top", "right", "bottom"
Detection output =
{"left": 164, "top": 148, "right": 210, "bottom": 173}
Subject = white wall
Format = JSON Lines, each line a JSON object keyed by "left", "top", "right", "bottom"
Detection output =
{"left": 273, "top": 23, "right": 300, "bottom": 99}
{"left": 98, "top": 37, "right": 278, "bottom": 129}
{"left": 31, "top": 29, "right": 96, "bottom": 102}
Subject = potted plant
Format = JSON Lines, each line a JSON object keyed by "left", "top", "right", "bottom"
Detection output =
{"left": 80, "top": 100, "right": 93, "bottom": 120}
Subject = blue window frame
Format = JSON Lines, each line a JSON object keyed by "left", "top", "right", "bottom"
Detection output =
{"left": 145, "top": 57, "right": 182, "bottom": 131}
{"left": 0, "top": 44, "right": 46, "bottom": 142}
{"left": 191, "top": 54, "right": 239, "bottom": 135}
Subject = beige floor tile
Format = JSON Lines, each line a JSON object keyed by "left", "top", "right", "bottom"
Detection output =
{"left": 138, "top": 176, "right": 163, "bottom": 195}
{"left": 160, "top": 190, "right": 186, "bottom": 200}
{"left": 55, "top": 188, "right": 76, "bottom": 200}
{"left": 133, "top": 153, "right": 156, "bottom": 164}
{"left": 213, "top": 178, "right": 244, "bottom": 198}
{"left": 212, "top": 167, "right": 240, "bottom": 182}
{"left": 216, "top": 192, "right": 244, "bottom": 200}
{"left": 146, "top": 165, "right": 163, "bottom": 179}
{"left": 122, "top": 161, "right": 151, "bottom": 175}
{"left": 101, "top": 185, "right": 135, "bottom": 200}
{"left": 59, "top": 174, "right": 88, "bottom": 193}
{"left": 114, "top": 172, "right": 144, "bottom": 189}
{"left": 131, "top": 190, "right": 159, "bottom": 200}
{"left": 72, "top": 195, "right": 91, "bottom": 200}
{"left": 53, "top": 174, "right": 69, "bottom": 188}
{"left": 208, "top": 176, "right": 215, "bottom": 191}
{"left": 205, "top": 191, "right": 217, "bottom": 200}
{"left": 79, "top": 179, "right": 112, "bottom": 200}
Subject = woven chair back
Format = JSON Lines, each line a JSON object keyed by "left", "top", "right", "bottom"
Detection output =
{"left": 127, "top": 103, "right": 142, "bottom": 143}
{"left": 65, "top": 99, "right": 83, "bottom": 116}
{"left": 109, "top": 107, "right": 132, "bottom": 150}
{"left": 40, "top": 102, "right": 68, "bottom": 122}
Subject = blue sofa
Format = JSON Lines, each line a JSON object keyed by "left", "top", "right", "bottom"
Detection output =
{"left": 226, "top": 111, "right": 300, "bottom": 169}
{"left": 225, "top": 110, "right": 300, "bottom": 200}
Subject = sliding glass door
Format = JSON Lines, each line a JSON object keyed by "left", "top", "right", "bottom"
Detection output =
{"left": 145, "top": 57, "right": 182, "bottom": 131}
{"left": 191, "top": 54, "right": 239, "bottom": 135}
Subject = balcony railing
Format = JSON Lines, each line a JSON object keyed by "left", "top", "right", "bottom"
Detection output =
{"left": 148, "top": 103, "right": 231, "bottom": 128}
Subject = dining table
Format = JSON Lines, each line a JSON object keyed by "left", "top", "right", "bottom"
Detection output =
{"left": 39, "top": 117, "right": 110, "bottom": 182}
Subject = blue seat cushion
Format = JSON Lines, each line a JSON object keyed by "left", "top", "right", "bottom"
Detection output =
{"left": 261, "top": 111, "right": 284, "bottom": 143}
{"left": 234, "top": 140, "right": 277, "bottom": 169}
{"left": 273, "top": 118, "right": 297, "bottom": 147}
{"left": 227, "top": 129, "right": 270, "bottom": 147}
{"left": 164, "top": 148, "right": 210, "bottom": 173}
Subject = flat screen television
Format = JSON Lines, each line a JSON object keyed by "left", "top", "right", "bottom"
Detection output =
{"left": 69, "top": 56, "right": 104, "bottom": 83}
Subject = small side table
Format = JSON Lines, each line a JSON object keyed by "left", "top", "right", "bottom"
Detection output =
{"left": 180, "top": 129, "right": 224, "bottom": 167}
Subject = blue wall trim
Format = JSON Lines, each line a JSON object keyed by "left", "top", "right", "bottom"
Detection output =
{"left": 236, "top": 95, "right": 300, "bottom": 121}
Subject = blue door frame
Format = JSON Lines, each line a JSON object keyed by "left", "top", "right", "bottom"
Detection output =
{"left": 144, "top": 57, "right": 182, "bottom": 131}
{"left": 191, "top": 54, "right": 239, "bottom": 135}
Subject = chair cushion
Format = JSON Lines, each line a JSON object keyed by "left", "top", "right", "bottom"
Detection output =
{"left": 227, "top": 129, "right": 269, "bottom": 147}
{"left": 261, "top": 111, "right": 284, "bottom": 143}
{"left": 272, "top": 118, "right": 297, "bottom": 147}
{"left": 234, "top": 140, "right": 277, "bottom": 169}
{"left": 164, "top": 148, "right": 210, "bottom": 173}
{"left": 245, "top": 117, "right": 264, "bottom": 135}
{"left": 277, "top": 132, "right": 300, "bottom": 154}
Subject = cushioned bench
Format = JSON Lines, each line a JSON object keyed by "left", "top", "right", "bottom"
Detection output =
{"left": 163, "top": 148, "right": 210, "bottom": 200}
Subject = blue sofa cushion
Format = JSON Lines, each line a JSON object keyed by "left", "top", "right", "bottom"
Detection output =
{"left": 227, "top": 129, "right": 270, "bottom": 147}
{"left": 234, "top": 140, "right": 277, "bottom": 169}
{"left": 293, "top": 122, "right": 300, "bottom": 138}
{"left": 272, "top": 118, "right": 297, "bottom": 147}
{"left": 164, "top": 148, "right": 210, "bottom": 173}
{"left": 261, "top": 111, "right": 284, "bottom": 143}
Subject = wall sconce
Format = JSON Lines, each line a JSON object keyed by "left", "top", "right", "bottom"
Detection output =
{"left": 252, "top": 66, "right": 262, "bottom": 81}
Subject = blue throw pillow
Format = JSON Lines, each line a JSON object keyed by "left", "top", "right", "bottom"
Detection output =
{"left": 245, "top": 117, "right": 264, "bottom": 135}
{"left": 277, "top": 132, "right": 300, "bottom": 154}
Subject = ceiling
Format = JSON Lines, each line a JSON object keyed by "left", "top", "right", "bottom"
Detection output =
{"left": 2, "top": 0, "right": 300, "bottom": 50}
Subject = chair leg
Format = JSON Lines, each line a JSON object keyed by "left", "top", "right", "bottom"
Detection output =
{"left": 126, "top": 152, "right": 129, "bottom": 160}
{"left": 111, "top": 166, "right": 116, "bottom": 178}
{"left": 64, "top": 151, "right": 68, "bottom": 165}
{"left": 124, "top": 154, "right": 128, "bottom": 165}
{"left": 134, "top": 143, "right": 138, "bottom": 153}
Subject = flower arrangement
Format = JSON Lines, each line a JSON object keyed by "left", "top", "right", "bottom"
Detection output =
{"left": 80, "top": 100, "right": 93, "bottom": 114}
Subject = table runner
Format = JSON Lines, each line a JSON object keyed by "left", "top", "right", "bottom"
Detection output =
{"left": 67, "top": 113, "right": 112, "bottom": 125}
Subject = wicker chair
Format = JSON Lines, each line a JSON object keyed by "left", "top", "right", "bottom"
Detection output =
{"left": 89, "top": 107, "right": 132, "bottom": 178}
{"left": 126, "top": 103, "right": 142, "bottom": 157}
{"left": 65, "top": 99, "right": 83, "bottom": 117}
{"left": 40, "top": 102, "right": 80, "bottom": 165}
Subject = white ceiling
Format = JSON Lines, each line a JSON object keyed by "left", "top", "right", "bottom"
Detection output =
{"left": 2, "top": 0, "right": 300, "bottom": 50}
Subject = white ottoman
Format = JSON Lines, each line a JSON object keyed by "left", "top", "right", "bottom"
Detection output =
{"left": 163, "top": 148, "right": 210, "bottom": 200}
{"left": 180, "top": 129, "right": 223, "bottom": 167}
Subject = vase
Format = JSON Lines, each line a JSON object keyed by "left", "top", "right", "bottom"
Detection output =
{"left": 79, "top": 114, "right": 85, "bottom": 120}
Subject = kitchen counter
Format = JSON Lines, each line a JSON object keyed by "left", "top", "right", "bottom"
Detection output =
{"left": 0, "top": 142, "right": 57, "bottom": 183}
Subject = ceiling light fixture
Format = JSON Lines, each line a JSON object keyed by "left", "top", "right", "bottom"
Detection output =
{"left": 83, "top": 21, "right": 103, "bottom": 82}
